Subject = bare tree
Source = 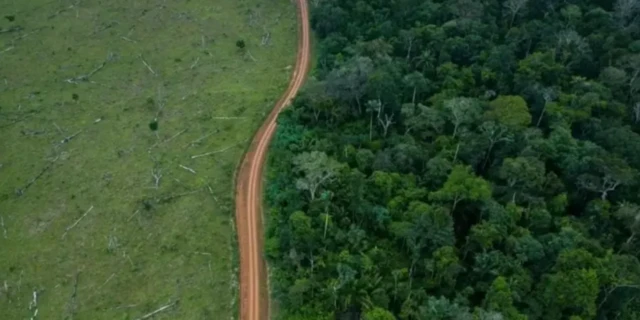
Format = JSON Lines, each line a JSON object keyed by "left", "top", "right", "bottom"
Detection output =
{"left": 378, "top": 112, "right": 395, "bottom": 138}
{"left": 633, "top": 102, "right": 640, "bottom": 123}
{"left": 620, "top": 55, "right": 640, "bottom": 101}
{"left": 444, "top": 97, "right": 480, "bottom": 139}
{"left": 615, "top": 0, "right": 640, "bottom": 28}
{"left": 504, "top": 0, "right": 529, "bottom": 28}
{"left": 369, "top": 100, "right": 394, "bottom": 138}
{"left": 451, "top": 0, "right": 484, "bottom": 20}
{"left": 556, "top": 29, "right": 589, "bottom": 67}
{"left": 577, "top": 155, "right": 637, "bottom": 200}
{"left": 325, "top": 57, "right": 374, "bottom": 114}
{"left": 366, "top": 100, "right": 381, "bottom": 141}
{"left": 480, "top": 121, "right": 513, "bottom": 169}
{"left": 614, "top": 202, "right": 640, "bottom": 252}
{"left": 151, "top": 168, "right": 162, "bottom": 189}
{"left": 399, "top": 29, "right": 416, "bottom": 61}
{"left": 293, "top": 151, "right": 343, "bottom": 201}
{"left": 537, "top": 86, "right": 556, "bottom": 127}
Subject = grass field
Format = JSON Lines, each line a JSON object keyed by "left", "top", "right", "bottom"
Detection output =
{"left": 0, "top": 0, "right": 296, "bottom": 318}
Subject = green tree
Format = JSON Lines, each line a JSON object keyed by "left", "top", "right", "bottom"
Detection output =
{"left": 484, "top": 276, "right": 527, "bottom": 320}
{"left": 486, "top": 95, "right": 532, "bottom": 130}
{"left": 498, "top": 156, "right": 545, "bottom": 202}
{"left": 430, "top": 165, "right": 492, "bottom": 211}
{"left": 325, "top": 56, "right": 374, "bottom": 113}
{"left": 542, "top": 268, "right": 599, "bottom": 319}
{"left": 403, "top": 72, "right": 429, "bottom": 105}
{"left": 426, "top": 246, "right": 464, "bottom": 289}
{"left": 363, "top": 307, "right": 396, "bottom": 320}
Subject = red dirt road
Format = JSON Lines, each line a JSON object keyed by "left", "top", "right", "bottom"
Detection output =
{"left": 234, "top": 0, "right": 310, "bottom": 319}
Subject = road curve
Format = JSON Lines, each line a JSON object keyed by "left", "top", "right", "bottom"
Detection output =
{"left": 234, "top": 0, "right": 311, "bottom": 319}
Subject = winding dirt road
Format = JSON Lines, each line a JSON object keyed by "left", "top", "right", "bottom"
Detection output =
{"left": 234, "top": 0, "right": 310, "bottom": 319}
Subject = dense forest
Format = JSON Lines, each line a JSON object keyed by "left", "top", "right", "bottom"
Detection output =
{"left": 265, "top": 0, "right": 640, "bottom": 319}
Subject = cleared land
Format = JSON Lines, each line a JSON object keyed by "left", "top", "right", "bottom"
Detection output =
{"left": 0, "top": 0, "right": 296, "bottom": 319}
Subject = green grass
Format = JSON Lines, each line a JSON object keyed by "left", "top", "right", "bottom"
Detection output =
{"left": 0, "top": 0, "right": 296, "bottom": 318}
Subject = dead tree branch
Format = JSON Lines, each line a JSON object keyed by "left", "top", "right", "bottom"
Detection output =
{"left": 61, "top": 206, "right": 94, "bottom": 239}
{"left": 65, "top": 54, "right": 113, "bottom": 84}
{"left": 245, "top": 51, "right": 257, "bottom": 62}
{"left": 29, "top": 290, "right": 38, "bottom": 320}
{"left": 191, "top": 139, "right": 247, "bottom": 159}
{"left": 127, "top": 210, "right": 140, "bottom": 222}
{"left": 58, "top": 130, "right": 83, "bottom": 146}
{"left": 12, "top": 27, "right": 45, "bottom": 42}
{"left": 65, "top": 272, "right": 80, "bottom": 319}
{"left": 210, "top": 116, "right": 246, "bottom": 120}
{"left": 0, "top": 26, "right": 23, "bottom": 34}
{"left": 1, "top": 215, "right": 6, "bottom": 239}
{"left": 179, "top": 165, "right": 196, "bottom": 174}
{"left": 183, "top": 131, "right": 217, "bottom": 149}
{"left": 89, "top": 21, "right": 119, "bottom": 36}
{"left": 121, "top": 36, "right": 137, "bottom": 43}
{"left": 148, "top": 129, "right": 187, "bottom": 153}
{"left": 157, "top": 189, "right": 203, "bottom": 204}
{"left": 99, "top": 273, "right": 116, "bottom": 290}
{"left": 190, "top": 57, "right": 200, "bottom": 69}
{"left": 0, "top": 46, "right": 14, "bottom": 54}
{"left": 135, "top": 301, "right": 177, "bottom": 320}
{"left": 261, "top": 27, "right": 271, "bottom": 46}
{"left": 151, "top": 169, "right": 162, "bottom": 189}
{"left": 206, "top": 184, "right": 219, "bottom": 202}
{"left": 17, "top": 156, "right": 59, "bottom": 196}
{"left": 140, "top": 54, "right": 156, "bottom": 76}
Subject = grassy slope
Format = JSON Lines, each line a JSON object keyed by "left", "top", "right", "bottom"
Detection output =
{"left": 0, "top": 0, "right": 296, "bottom": 319}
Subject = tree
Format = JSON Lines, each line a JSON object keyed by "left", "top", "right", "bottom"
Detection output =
{"left": 418, "top": 296, "right": 473, "bottom": 319}
{"left": 614, "top": 202, "right": 640, "bottom": 253}
{"left": 265, "top": 0, "right": 640, "bottom": 319}
{"left": 555, "top": 29, "right": 590, "bottom": 68}
{"left": 577, "top": 154, "right": 637, "bottom": 200}
{"left": 498, "top": 156, "right": 545, "bottom": 202}
{"left": 614, "top": 0, "right": 640, "bottom": 28}
{"left": 430, "top": 165, "right": 492, "bottom": 211}
{"left": 325, "top": 56, "right": 374, "bottom": 113}
{"left": 367, "top": 100, "right": 381, "bottom": 141}
{"left": 450, "top": 0, "right": 484, "bottom": 20}
{"left": 486, "top": 95, "right": 532, "bottom": 130}
{"left": 399, "top": 29, "right": 416, "bottom": 61}
{"left": 599, "top": 67, "right": 627, "bottom": 92}
{"left": 236, "top": 39, "right": 246, "bottom": 49}
{"left": 402, "top": 103, "right": 445, "bottom": 138}
{"left": 444, "top": 97, "right": 481, "bottom": 138}
{"left": 413, "top": 49, "right": 435, "bottom": 73}
{"left": 484, "top": 276, "right": 527, "bottom": 320}
{"left": 289, "top": 211, "right": 314, "bottom": 249}
{"left": 479, "top": 121, "right": 513, "bottom": 169}
{"left": 363, "top": 307, "right": 396, "bottom": 320}
{"left": 376, "top": 104, "right": 395, "bottom": 138}
{"left": 542, "top": 268, "right": 599, "bottom": 319}
{"left": 503, "top": 0, "right": 529, "bottom": 28}
{"left": 426, "top": 246, "right": 464, "bottom": 289}
{"left": 618, "top": 55, "right": 640, "bottom": 102}
{"left": 293, "top": 151, "right": 343, "bottom": 200}
{"left": 403, "top": 72, "right": 429, "bottom": 105}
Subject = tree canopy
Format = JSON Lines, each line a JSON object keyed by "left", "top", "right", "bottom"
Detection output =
{"left": 266, "top": 0, "right": 640, "bottom": 319}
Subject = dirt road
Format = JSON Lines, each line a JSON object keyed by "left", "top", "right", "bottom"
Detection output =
{"left": 234, "top": 0, "right": 310, "bottom": 319}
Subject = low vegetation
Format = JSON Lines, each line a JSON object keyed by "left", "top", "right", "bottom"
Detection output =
{"left": 0, "top": 0, "right": 296, "bottom": 318}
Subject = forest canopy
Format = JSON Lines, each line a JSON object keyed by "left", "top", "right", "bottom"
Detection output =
{"left": 266, "top": 0, "right": 640, "bottom": 319}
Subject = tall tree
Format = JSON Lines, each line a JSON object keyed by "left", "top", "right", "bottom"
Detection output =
{"left": 293, "top": 151, "right": 343, "bottom": 200}
{"left": 430, "top": 165, "right": 492, "bottom": 211}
